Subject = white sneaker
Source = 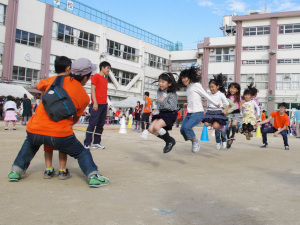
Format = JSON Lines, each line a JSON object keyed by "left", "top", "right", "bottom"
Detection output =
{"left": 92, "top": 144, "right": 105, "bottom": 149}
{"left": 140, "top": 130, "right": 149, "bottom": 139}
{"left": 222, "top": 142, "right": 227, "bottom": 149}
{"left": 192, "top": 139, "right": 200, "bottom": 153}
{"left": 84, "top": 145, "right": 90, "bottom": 149}
{"left": 216, "top": 143, "right": 221, "bottom": 150}
{"left": 211, "top": 130, "right": 215, "bottom": 137}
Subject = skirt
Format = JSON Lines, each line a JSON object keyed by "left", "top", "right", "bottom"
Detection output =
{"left": 229, "top": 112, "right": 243, "bottom": 123}
{"left": 242, "top": 114, "right": 257, "bottom": 125}
{"left": 202, "top": 110, "right": 228, "bottom": 126}
{"left": 152, "top": 111, "right": 177, "bottom": 130}
{"left": 135, "top": 113, "right": 141, "bottom": 121}
{"left": 4, "top": 110, "right": 17, "bottom": 121}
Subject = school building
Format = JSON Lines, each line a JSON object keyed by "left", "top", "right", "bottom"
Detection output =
{"left": 0, "top": 0, "right": 299, "bottom": 115}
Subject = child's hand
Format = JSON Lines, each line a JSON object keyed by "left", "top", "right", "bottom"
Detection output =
{"left": 240, "top": 100, "right": 245, "bottom": 105}
{"left": 273, "top": 131, "right": 279, "bottom": 137}
{"left": 160, "top": 96, "right": 165, "bottom": 102}
{"left": 256, "top": 115, "right": 260, "bottom": 120}
{"left": 217, "top": 104, "right": 221, "bottom": 108}
{"left": 222, "top": 110, "right": 227, "bottom": 115}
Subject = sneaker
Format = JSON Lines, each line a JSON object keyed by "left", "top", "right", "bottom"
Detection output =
{"left": 222, "top": 142, "right": 227, "bottom": 149}
{"left": 192, "top": 139, "right": 200, "bottom": 153}
{"left": 4, "top": 127, "right": 8, "bottom": 130}
{"left": 284, "top": 146, "right": 289, "bottom": 150}
{"left": 260, "top": 144, "right": 268, "bottom": 148}
{"left": 227, "top": 139, "right": 233, "bottom": 149}
{"left": 8, "top": 171, "right": 20, "bottom": 182}
{"left": 163, "top": 137, "right": 176, "bottom": 154}
{"left": 84, "top": 145, "right": 90, "bottom": 149}
{"left": 58, "top": 169, "right": 72, "bottom": 180}
{"left": 92, "top": 144, "right": 105, "bottom": 149}
{"left": 43, "top": 168, "right": 55, "bottom": 179}
{"left": 215, "top": 143, "right": 221, "bottom": 150}
{"left": 249, "top": 132, "right": 253, "bottom": 137}
{"left": 89, "top": 174, "right": 109, "bottom": 188}
{"left": 13, "top": 127, "right": 16, "bottom": 130}
{"left": 140, "top": 130, "right": 149, "bottom": 139}
{"left": 245, "top": 133, "right": 250, "bottom": 140}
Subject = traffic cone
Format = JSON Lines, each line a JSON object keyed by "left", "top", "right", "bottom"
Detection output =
{"left": 255, "top": 125, "right": 262, "bottom": 137}
{"left": 106, "top": 117, "right": 110, "bottom": 126}
{"left": 127, "top": 117, "right": 133, "bottom": 128}
{"left": 200, "top": 126, "right": 209, "bottom": 141}
{"left": 119, "top": 116, "right": 127, "bottom": 134}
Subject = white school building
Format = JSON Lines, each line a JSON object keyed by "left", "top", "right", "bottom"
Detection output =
{"left": 0, "top": 0, "right": 299, "bottom": 115}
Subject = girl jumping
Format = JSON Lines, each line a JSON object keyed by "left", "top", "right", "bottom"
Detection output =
{"left": 178, "top": 66, "right": 221, "bottom": 153}
{"left": 148, "top": 72, "right": 178, "bottom": 153}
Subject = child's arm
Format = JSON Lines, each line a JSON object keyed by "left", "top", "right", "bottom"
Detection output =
{"left": 255, "top": 116, "right": 273, "bottom": 128}
{"left": 273, "top": 126, "right": 287, "bottom": 137}
{"left": 195, "top": 84, "right": 221, "bottom": 107}
{"left": 226, "top": 99, "right": 235, "bottom": 115}
{"left": 91, "top": 84, "right": 98, "bottom": 112}
{"left": 253, "top": 101, "right": 260, "bottom": 120}
{"left": 221, "top": 93, "right": 229, "bottom": 114}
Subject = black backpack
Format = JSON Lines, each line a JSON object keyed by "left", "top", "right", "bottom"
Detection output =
{"left": 42, "top": 75, "right": 77, "bottom": 121}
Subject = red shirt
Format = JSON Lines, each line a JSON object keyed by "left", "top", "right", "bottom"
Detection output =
{"left": 115, "top": 110, "right": 121, "bottom": 117}
{"left": 177, "top": 111, "right": 181, "bottom": 119}
{"left": 91, "top": 74, "right": 108, "bottom": 104}
{"left": 135, "top": 105, "right": 142, "bottom": 114}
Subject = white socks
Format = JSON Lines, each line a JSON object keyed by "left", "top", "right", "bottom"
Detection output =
{"left": 157, "top": 128, "right": 166, "bottom": 136}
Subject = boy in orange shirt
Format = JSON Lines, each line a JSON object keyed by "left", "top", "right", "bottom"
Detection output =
{"left": 141, "top": 91, "right": 152, "bottom": 131}
{"left": 256, "top": 102, "right": 290, "bottom": 150}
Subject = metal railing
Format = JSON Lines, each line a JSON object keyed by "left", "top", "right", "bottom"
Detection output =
{"left": 37, "top": 0, "right": 182, "bottom": 51}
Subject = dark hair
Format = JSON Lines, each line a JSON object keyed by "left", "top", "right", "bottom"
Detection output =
{"left": 137, "top": 101, "right": 140, "bottom": 105}
{"left": 157, "top": 72, "right": 179, "bottom": 93}
{"left": 7, "top": 95, "right": 13, "bottom": 101}
{"left": 243, "top": 89, "right": 252, "bottom": 97}
{"left": 226, "top": 82, "right": 241, "bottom": 104}
{"left": 24, "top": 94, "right": 27, "bottom": 98}
{"left": 297, "top": 105, "right": 300, "bottom": 110}
{"left": 247, "top": 82, "right": 258, "bottom": 96}
{"left": 262, "top": 110, "right": 266, "bottom": 113}
{"left": 279, "top": 102, "right": 287, "bottom": 108}
{"left": 144, "top": 92, "right": 149, "bottom": 97}
{"left": 209, "top": 73, "right": 227, "bottom": 93}
{"left": 55, "top": 56, "right": 72, "bottom": 74}
{"left": 177, "top": 65, "right": 202, "bottom": 87}
{"left": 69, "top": 72, "right": 92, "bottom": 82}
{"left": 100, "top": 61, "right": 111, "bottom": 71}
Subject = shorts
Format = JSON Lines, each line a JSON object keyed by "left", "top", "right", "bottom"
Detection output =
{"left": 152, "top": 111, "right": 177, "bottom": 130}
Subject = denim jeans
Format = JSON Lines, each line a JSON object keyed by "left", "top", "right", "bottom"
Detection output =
{"left": 262, "top": 126, "right": 289, "bottom": 147}
{"left": 215, "top": 121, "right": 229, "bottom": 143}
{"left": 84, "top": 104, "right": 107, "bottom": 146}
{"left": 11, "top": 132, "right": 100, "bottom": 181}
{"left": 180, "top": 112, "right": 204, "bottom": 141}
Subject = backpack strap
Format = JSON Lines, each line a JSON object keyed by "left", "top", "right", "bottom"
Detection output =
{"left": 52, "top": 75, "right": 65, "bottom": 87}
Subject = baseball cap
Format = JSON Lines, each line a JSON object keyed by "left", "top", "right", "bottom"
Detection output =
{"left": 71, "top": 58, "right": 97, "bottom": 76}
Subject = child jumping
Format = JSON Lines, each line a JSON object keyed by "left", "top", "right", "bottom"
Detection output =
{"left": 148, "top": 72, "right": 178, "bottom": 153}
{"left": 177, "top": 66, "right": 221, "bottom": 153}
{"left": 226, "top": 82, "right": 243, "bottom": 148}
{"left": 202, "top": 74, "right": 229, "bottom": 131}
{"left": 241, "top": 88, "right": 260, "bottom": 140}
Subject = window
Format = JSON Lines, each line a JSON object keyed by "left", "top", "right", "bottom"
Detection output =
{"left": 278, "top": 44, "right": 300, "bottom": 49}
{"left": 243, "top": 26, "right": 270, "bottom": 36}
{"left": 242, "top": 60, "right": 269, "bottom": 65}
{"left": 279, "top": 24, "right": 300, "bottom": 34}
{"left": 209, "top": 48, "right": 235, "bottom": 63}
{"left": 12, "top": 66, "right": 39, "bottom": 82}
{"left": 0, "top": 4, "right": 5, "bottom": 25}
{"left": 110, "top": 68, "right": 137, "bottom": 87}
{"left": 52, "top": 22, "right": 99, "bottom": 51}
{"left": 15, "top": 29, "right": 42, "bottom": 48}
{"left": 208, "top": 74, "right": 234, "bottom": 90}
{"left": 241, "top": 74, "right": 268, "bottom": 90}
{"left": 276, "top": 74, "right": 300, "bottom": 90}
{"left": 144, "top": 76, "right": 158, "bottom": 91}
{"left": 145, "top": 52, "right": 168, "bottom": 69}
{"left": 106, "top": 40, "right": 139, "bottom": 63}
{"left": 277, "top": 59, "right": 300, "bottom": 64}
{"left": 243, "top": 46, "right": 270, "bottom": 51}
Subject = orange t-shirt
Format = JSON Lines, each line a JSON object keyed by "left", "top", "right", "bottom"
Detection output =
{"left": 91, "top": 74, "right": 108, "bottom": 104}
{"left": 177, "top": 111, "right": 181, "bottom": 119}
{"left": 270, "top": 111, "right": 289, "bottom": 130}
{"left": 184, "top": 109, "right": 187, "bottom": 118}
{"left": 115, "top": 110, "right": 121, "bottom": 117}
{"left": 144, "top": 96, "right": 152, "bottom": 113}
{"left": 26, "top": 76, "right": 90, "bottom": 137}
{"left": 261, "top": 113, "right": 266, "bottom": 121}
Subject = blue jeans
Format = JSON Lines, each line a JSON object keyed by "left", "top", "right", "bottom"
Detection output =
{"left": 262, "top": 126, "right": 289, "bottom": 147}
{"left": 84, "top": 104, "right": 107, "bottom": 146}
{"left": 11, "top": 132, "right": 100, "bottom": 181}
{"left": 180, "top": 112, "right": 204, "bottom": 141}
{"left": 215, "top": 121, "right": 229, "bottom": 143}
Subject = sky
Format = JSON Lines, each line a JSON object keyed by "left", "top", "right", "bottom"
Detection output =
{"left": 78, "top": 0, "right": 300, "bottom": 50}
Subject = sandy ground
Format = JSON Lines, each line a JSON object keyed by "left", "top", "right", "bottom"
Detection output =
{"left": 0, "top": 121, "right": 300, "bottom": 225}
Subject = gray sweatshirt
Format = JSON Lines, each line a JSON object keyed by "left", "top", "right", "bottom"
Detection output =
{"left": 157, "top": 89, "right": 178, "bottom": 111}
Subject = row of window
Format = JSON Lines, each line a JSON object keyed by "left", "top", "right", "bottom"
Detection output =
{"left": 243, "top": 24, "right": 300, "bottom": 36}
{"left": 108, "top": 68, "right": 137, "bottom": 87}
{"left": 277, "top": 59, "right": 300, "bottom": 64}
{"left": 12, "top": 66, "right": 39, "bottom": 82}
{"left": 144, "top": 53, "right": 169, "bottom": 70}
{"left": 242, "top": 60, "right": 269, "bottom": 65}
{"left": 52, "top": 22, "right": 99, "bottom": 51}
{"left": 243, "top": 44, "right": 300, "bottom": 51}
{"left": 15, "top": 29, "right": 42, "bottom": 48}
{"left": 107, "top": 40, "right": 139, "bottom": 63}
{"left": 209, "top": 48, "right": 235, "bottom": 62}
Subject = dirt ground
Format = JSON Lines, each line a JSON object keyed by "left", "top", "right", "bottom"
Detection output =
{"left": 1, "top": 121, "right": 300, "bottom": 225}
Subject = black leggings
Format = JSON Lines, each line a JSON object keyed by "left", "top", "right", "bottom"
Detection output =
{"left": 242, "top": 123, "right": 254, "bottom": 133}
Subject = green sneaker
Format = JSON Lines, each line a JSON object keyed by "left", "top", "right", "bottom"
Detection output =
{"left": 89, "top": 174, "right": 109, "bottom": 188}
{"left": 8, "top": 171, "right": 20, "bottom": 182}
